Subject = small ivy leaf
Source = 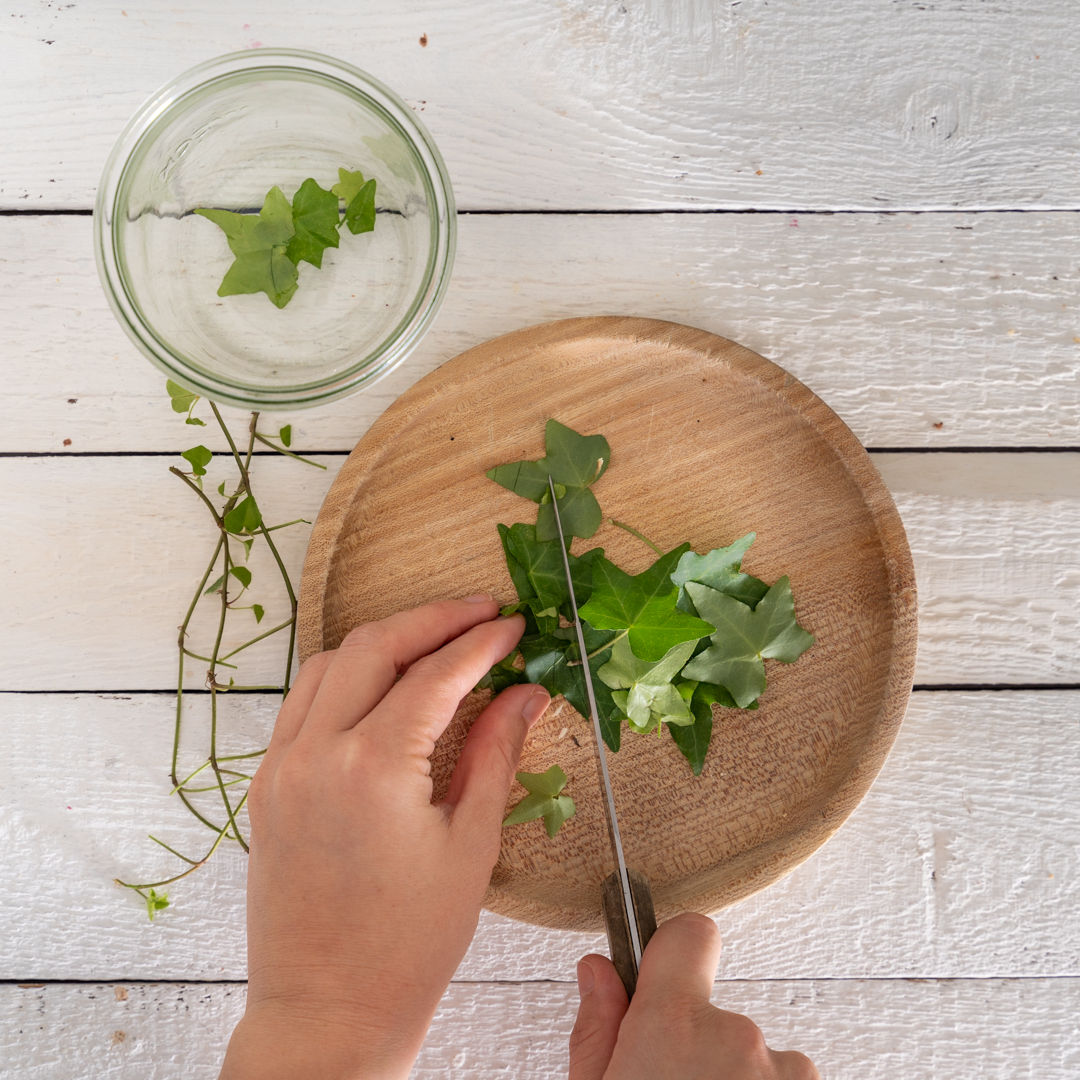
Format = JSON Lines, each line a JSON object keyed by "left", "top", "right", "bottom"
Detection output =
{"left": 229, "top": 565, "right": 252, "bottom": 588}
{"left": 285, "top": 177, "right": 340, "bottom": 269}
{"left": 195, "top": 186, "right": 299, "bottom": 308}
{"left": 278, "top": 424, "right": 292, "bottom": 447}
{"left": 217, "top": 481, "right": 228, "bottom": 496}
{"left": 223, "top": 495, "right": 262, "bottom": 535}
{"left": 144, "top": 888, "right": 169, "bottom": 921}
{"left": 241, "top": 538, "right": 254, "bottom": 558}
{"left": 599, "top": 637, "right": 697, "bottom": 733}
{"left": 503, "top": 766, "right": 576, "bottom": 837}
{"left": 166, "top": 380, "right": 199, "bottom": 414}
{"left": 185, "top": 416, "right": 207, "bottom": 427}
{"left": 668, "top": 683, "right": 715, "bottom": 776}
{"left": 486, "top": 420, "right": 610, "bottom": 540}
{"left": 332, "top": 169, "right": 378, "bottom": 235}
{"left": 252, "top": 604, "right": 265, "bottom": 624}
{"left": 203, "top": 574, "right": 225, "bottom": 596}
{"left": 181, "top": 444, "right": 213, "bottom": 477}
{"left": 331, "top": 167, "right": 368, "bottom": 205}
{"left": 682, "top": 578, "right": 814, "bottom": 708}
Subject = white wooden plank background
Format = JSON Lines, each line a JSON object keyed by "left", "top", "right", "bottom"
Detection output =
{"left": 4, "top": 0, "right": 1079, "bottom": 1076}
{"left": 3, "top": 978, "right": 1078, "bottom": 1080}
{"left": 4, "top": 211, "right": 1079, "bottom": 453}
{"left": 4, "top": 0, "right": 1080, "bottom": 211}
{"left": 1, "top": 690, "right": 1076, "bottom": 985}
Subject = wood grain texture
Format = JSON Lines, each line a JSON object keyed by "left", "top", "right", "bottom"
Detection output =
{"left": 5, "top": 211, "right": 1080, "bottom": 453}
{"left": 4, "top": 1, "right": 1080, "bottom": 211}
{"left": 0, "top": 452, "right": 1076, "bottom": 691}
{"left": 2, "top": 978, "right": 1077, "bottom": 1080}
{"left": 2, "top": 686, "right": 1074, "bottom": 979}
{"left": 296, "top": 316, "right": 918, "bottom": 929}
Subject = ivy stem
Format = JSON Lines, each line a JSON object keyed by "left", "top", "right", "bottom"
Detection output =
{"left": 218, "top": 618, "right": 292, "bottom": 662}
{"left": 586, "top": 628, "right": 626, "bottom": 661}
{"left": 253, "top": 432, "right": 327, "bottom": 469}
{"left": 611, "top": 519, "right": 663, "bottom": 555}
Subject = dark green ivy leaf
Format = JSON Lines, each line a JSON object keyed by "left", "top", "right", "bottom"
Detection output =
{"left": 285, "top": 178, "right": 340, "bottom": 269}
{"left": 486, "top": 420, "right": 610, "bottom": 541}
{"left": 578, "top": 545, "right": 715, "bottom": 662}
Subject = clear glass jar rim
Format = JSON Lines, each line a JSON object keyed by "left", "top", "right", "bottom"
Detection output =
{"left": 94, "top": 48, "right": 456, "bottom": 410}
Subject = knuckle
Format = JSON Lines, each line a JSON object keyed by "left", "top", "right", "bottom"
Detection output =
{"left": 719, "top": 1011, "right": 768, "bottom": 1057}
{"left": 773, "top": 1049, "right": 821, "bottom": 1078}
{"left": 339, "top": 623, "right": 383, "bottom": 656}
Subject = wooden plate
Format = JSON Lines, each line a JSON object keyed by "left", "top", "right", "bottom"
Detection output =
{"left": 297, "top": 317, "right": 918, "bottom": 931}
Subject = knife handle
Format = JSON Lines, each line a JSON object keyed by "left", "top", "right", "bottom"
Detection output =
{"left": 601, "top": 868, "right": 657, "bottom": 999}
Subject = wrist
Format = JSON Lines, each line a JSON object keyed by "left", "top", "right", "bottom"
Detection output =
{"left": 219, "top": 1005, "right": 420, "bottom": 1080}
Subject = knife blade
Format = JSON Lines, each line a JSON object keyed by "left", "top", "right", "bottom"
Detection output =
{"left": 547, "top": 475, "right": 657, "bottom": 997}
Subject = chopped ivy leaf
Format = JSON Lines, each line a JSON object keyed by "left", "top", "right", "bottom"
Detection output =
{"left": 167, "top": 380, "right": 199, "bottom": 414}
{"left": 223, "top": 495, "right": 262, "bottom": 535}
{"left": 672, "top": 533, "right": 770, "bottom": 612}
{"left": 252, "top": 603, "right": 265, "bottom": 624}
{"left": 229, "top": 565, "right": 252, "bottom": 588}
{"left": 285, "top": 177, "right": 340, "bottom": 269}
{"left": 486, "top": 420, "right": 610, "bottom": 540}
{"left": 195, "top": 186, "right": 299, "bottom": 308}
{"left": 682, "top": 578, "right": 814, "bottom": 707}
{"left": 599, "top": 637, "right": 697, "bottom": 732}
{"left": 578, "top": 545, "right": 715, "bottom": 662}
{"left": 278, "top": 424, "right": 292, "bottom": 448}
{"left": 503, "top": 766, "right": 576, "bottom": 837}
{"left": 181, "top": 445, "right": 212, "bottom": 477}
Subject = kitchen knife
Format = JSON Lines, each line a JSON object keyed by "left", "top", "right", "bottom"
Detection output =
{"left": 547, "top": 475, "right": 657, "bottom": 998}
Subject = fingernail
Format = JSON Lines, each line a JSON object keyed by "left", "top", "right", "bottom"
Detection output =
{"left": 521, "top": 687, "right": 550, "bottom": 728}
{"left": 462, "top": 593, "right": 492, "bottom": 603}
{"left": 577, "top": 959, "right": 595, "bottom": 998}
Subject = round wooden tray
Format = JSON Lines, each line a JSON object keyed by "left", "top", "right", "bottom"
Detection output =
{"left": 297, "top": 317, "right": 918, "bottom": 931}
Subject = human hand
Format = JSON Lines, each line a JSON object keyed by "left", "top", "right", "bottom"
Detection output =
{"left": 569, "top": 914, "right": 819, "bottom": 1079}
{"left": 219, "top": 597, "right": 548, "bottom": 1080}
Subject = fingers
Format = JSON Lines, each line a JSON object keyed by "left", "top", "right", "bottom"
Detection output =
{"left": 300, "top": 596, "right": 503, "bottom": 736}
{"left": 568, "top": 955, "right": 629, "bottom": 1080}
{"left": 443, "top": 683, "right": 550, "bottom": 835}
{"left": 771, "top": 1049, "right": 822, "bottom": 1079}
{"left": 634, "top": 912, "right": 722, "bottom": 1007}
{"left": 264, "top": 651, "right": 334, "bottom": 755}
{"left": 360, "top": 614, "right": 526, "bottom": 758}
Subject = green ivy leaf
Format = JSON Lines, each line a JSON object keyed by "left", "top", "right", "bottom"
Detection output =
{"left": 332, "top": 169, "right": 377, "bottom": 235}
{"left": 143, "top": 888, "right": 169, "bottom": 922}
{"left": 599, "top": 637, "right": 697, "bottom": 733}
{"left": 203, "top": 574, "right": 224, "bottom": 596}
{"left": 668, "top": 682, "right": 714, "bottom": 775}
{"left": 252, "top": 603, "right": 265, "bottom": 624}
{"left": 195, "top": 186, "right": 299, "bottom": 308}
{"left": 682, "top": 578, "right": 814, "bottom": 708}
{"left": 578, "top": 545, "right": 714, "bottom": 662}
{"left": 285, "top": 178, "right": 340, "bottom": 269}
{"left": 278, "top": 424, "right": 292, "bottom": 448}
{"left": 181, "top": 445, "right": 212, "bottom": 477}
{"left": 185, "top": 416, "right": 207, "bottom": 426}
{"left": 503, "top": 766, "right": 576, "bottom": 837}
{"left": 486, "top": 420, "right": 610, "bottom": 540}
{"left": 229, "top": 565, "right": 252, "bottom": 588}
{"left": 167, "top": 380, "right": 199, "bottom": 414}
{"left": 671, "top": 533, "right": 770, "bottom": 612}
{"left": 223, "top": 495, "right": 262, "bottom": 535}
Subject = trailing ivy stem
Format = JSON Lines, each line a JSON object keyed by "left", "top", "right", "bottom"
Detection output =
{"left": 172, "top": 532, "right": 226, "bottom": 835}
{"left": 610, "top": 519, "right": 664, "bottom": 555}
{"left": 253, "top": 432, "right": 327, "bottom": 469}
{"left": 170, "top": 466, "right": 225, "bottom": 525}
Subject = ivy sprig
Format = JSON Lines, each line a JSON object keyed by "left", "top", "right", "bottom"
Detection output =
{"left": 194, "top": 168, "right": 378, "bottom": 308}
{"left": 115, "top": 385, "right": 323, "bottom": 918}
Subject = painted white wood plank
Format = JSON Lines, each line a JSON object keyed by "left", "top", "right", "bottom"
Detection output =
{"left": 1, "top": 691, "right": 1075, "bottom": 982}
{"left": 0, "top": 453, "right": 1076, "bottom": 690}
{"left": 3, "top": 211, "right": 1079, "bottom": 453}
{"left": 2, "top": 978, "right": 1078, "bottom": 1080}
{"left": 4, "top": 1, "right": 1080, "bottom": 211}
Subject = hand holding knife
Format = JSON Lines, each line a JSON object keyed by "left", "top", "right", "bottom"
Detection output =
{"left": 547, "top": 475, "right": 657, "bottom": 997}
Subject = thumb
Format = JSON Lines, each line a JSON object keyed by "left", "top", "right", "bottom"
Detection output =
{"left": 568, "top": 955, "right": 629, "bottom": 1080}
{"left": 444, "top": 682, "right": 550, "bottom": 835}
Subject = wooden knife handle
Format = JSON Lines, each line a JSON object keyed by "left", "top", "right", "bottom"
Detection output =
{"left": 601, "top": 868, "right": 657, "bottom": 999}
